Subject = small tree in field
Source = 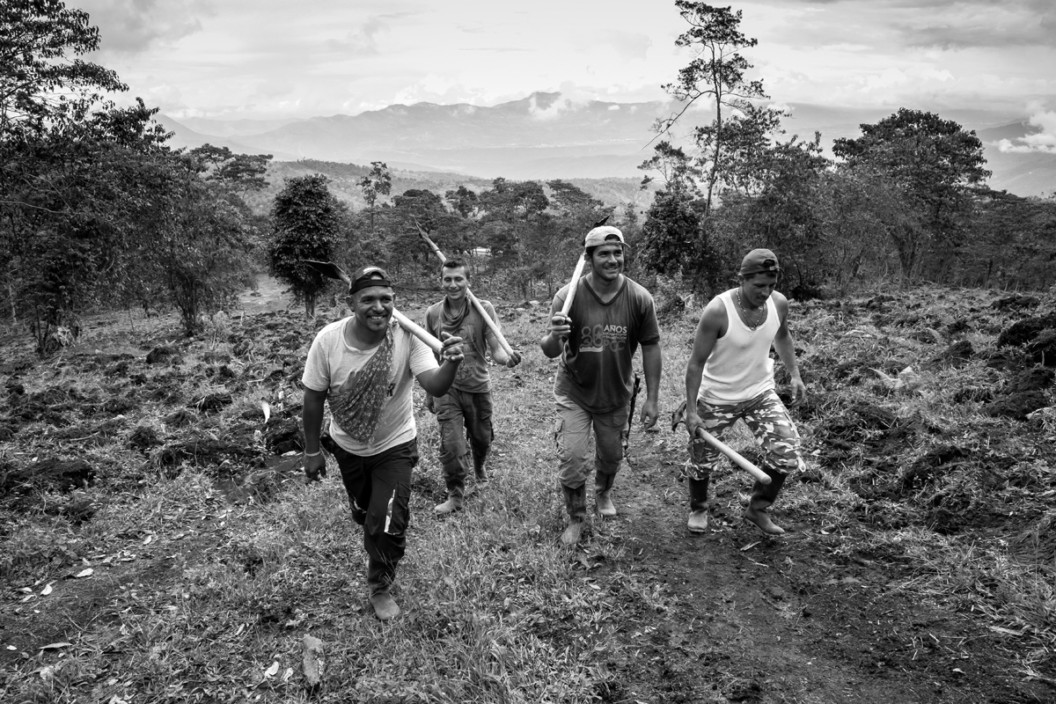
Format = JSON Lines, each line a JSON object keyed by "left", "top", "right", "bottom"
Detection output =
{"left": 268, "top": 174, "right": 345, "bottom": 318}
{"left": 359, "top": 161, "right": 392, "bottom": 237}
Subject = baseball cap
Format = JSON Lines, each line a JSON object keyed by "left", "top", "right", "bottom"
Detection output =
{"left": 739, "top": 249, "right": 780, "bottom": 276}
{"left": 583, "top": 225, "right": 628, "bottom": 249}
{"left": 349, "top": 266, "right": 393, "bottom": 293}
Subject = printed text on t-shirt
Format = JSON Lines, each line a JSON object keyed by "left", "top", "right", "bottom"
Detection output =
{"left": 579, "top": 323, "right": 628, "bottom": 352}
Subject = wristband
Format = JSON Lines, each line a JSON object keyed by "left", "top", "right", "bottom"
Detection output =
{"left": 304, "top": 450, "right": 321, "bottom": 457}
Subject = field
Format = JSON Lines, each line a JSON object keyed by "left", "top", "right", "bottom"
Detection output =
{"left": 1, "top": 277, "right": 1055, "bottom": 703}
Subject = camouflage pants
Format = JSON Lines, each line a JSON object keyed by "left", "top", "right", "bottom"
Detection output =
{"left": 686, "top": 389, "right": 803, "bottom": 481}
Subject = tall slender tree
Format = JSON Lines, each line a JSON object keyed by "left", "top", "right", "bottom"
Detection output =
{"left": 358, "top": 161, "right": 391, "bottom": 236}
{"left": 651, "top": 1, "right": 784, "bottom": 217}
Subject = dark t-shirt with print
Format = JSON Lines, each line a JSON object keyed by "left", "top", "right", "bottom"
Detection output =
{"left": 551, "top": 276, "right": 659, "bottom": 414}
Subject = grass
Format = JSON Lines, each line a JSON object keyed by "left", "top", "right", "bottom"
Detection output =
{"left": 1, "top": 283, "right": 1055, "bottom": 701}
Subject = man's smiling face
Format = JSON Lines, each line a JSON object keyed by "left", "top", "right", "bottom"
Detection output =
{"left": 590, "top": 243, "right": 624, "bottom": 282}
{"left": 352, "top": 285, "right": 395, "bottom": 333}
{"left": 441, "top": 265, "right": 469, "bottom": 303}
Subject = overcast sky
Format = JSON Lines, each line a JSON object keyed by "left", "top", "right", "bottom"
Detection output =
{"left": 71, "top": 0, "right": 1055, "bottom": 147}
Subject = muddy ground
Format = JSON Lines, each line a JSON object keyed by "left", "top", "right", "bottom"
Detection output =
{"left": 568, "top": 434, "right": 1048, "bottom": 703}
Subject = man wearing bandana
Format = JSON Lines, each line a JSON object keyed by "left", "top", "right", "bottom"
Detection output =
{"left": 424, "top": 257, "right": 521, "bottom": 514}
{"left": 301, "top": 266, "right": 464, "bottom": 621}
{"left": 682, "top": 249, "right": 807, "bottom": 536}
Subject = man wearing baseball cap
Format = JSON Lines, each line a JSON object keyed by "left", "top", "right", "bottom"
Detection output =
{"left": 301, "top": 265, "right": 464, "bottom": 620}
{"left": 539, "top": 225, "right": 662, "bottom": 546}
{"left": 681, "top": 248, "right": 806, "bottom": 536}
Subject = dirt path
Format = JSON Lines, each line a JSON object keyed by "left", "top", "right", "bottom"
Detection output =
{"left": 555, "top": 428, "right": 1043, "bottom": 703}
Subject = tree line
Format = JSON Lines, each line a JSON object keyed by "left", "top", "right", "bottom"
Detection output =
{"left": 637, "top": 2, "right": 1056, "bottom": 298}
{"left": 3, "top": 1, "right": 1054, "bottom": 356}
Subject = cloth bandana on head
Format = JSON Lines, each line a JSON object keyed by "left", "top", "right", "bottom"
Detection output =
{"left": 328, "top": 322, "right": 394, "bottom": 443}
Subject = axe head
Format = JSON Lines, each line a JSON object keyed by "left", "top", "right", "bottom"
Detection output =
{"left": 302, "top": 260, "right": 351, "bottom": 286}
{"left": 671, "top": 399, "right": 688, "bottom": 432}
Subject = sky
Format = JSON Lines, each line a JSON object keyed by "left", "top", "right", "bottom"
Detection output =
{"left": 71, "top": 0, "right": 1056, "bottom": 150}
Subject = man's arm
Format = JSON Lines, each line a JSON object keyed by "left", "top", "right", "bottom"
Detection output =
{"left": 302, "top": 387, "right": 328, "bottom": 481}
{"left": 416, "top": 333, "right": 464, "bottom": 396}
{"left": 420, "top": 304, "right": 440, "bottom": 412}
{"left": 772, "top": 293, "right": 806, "bottom": 404}
{"left": 639, "top": 342, "right": 662, "bottom": 429}
{"left": 539, "top": 292, "right": 569, "bottom": 359}
{"left": 482, "top": 301, "right": 520, "bottom": 367}
{"left": 684, "top": 300, "right": 725, "bottom": 438}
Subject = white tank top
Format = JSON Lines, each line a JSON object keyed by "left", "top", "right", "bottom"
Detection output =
{"left": 699, "top": 290, "right": 779, "bottom": 405}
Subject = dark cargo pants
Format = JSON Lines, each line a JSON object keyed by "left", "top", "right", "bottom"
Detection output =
{"left": 436, "top": 388, "right": 493, "bottom": 496}
{"left": 331, "top": 439, "right": 417, "bottom": 595}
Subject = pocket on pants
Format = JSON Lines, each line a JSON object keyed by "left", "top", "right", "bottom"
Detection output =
{"left": 552, "top": 417, "right": 565, "bottom": 456}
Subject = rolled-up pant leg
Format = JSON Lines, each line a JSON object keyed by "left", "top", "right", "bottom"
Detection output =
{"left": 334, "top": 440, "right": 417, "bottom": 595}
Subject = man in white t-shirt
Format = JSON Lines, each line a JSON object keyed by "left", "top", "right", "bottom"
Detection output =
{"left": 683, "top": 249, "right": 806, "bottom": 536}
{"left": 301, "top": 266, "right": 463, "bottom": 621}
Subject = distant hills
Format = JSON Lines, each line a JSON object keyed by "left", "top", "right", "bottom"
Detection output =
{"left": 158, "top": 92, "right": 1055, "bottom": 199}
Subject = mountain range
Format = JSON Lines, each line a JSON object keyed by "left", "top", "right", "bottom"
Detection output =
{"left": 157, "top": 92, "right": 1055, "bottom": 199}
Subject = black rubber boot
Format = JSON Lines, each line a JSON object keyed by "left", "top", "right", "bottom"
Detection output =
{"left": 687, "top": 475, "right": 710, "bottom": 533}
{"left": 561, "top": 484, "right": 587, "bottom": 546}
{"left": 744, "top": 468, "right": 788, "bottom": 535}
{"left": 594, "top": 471, "right": 617, "bottom": 517}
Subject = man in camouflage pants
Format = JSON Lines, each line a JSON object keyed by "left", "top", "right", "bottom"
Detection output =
{"left": 683, "top": 249, "right": 806, "bottom": 535}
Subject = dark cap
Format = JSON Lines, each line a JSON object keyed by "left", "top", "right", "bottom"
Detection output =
{"left": 349, "top": 266, "right": 393, "bottom": 294}
{"left": 739, "top": 249, "right": 780, "bottom": 277}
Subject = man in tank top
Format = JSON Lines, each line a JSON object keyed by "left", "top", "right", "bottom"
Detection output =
{"left": 540, "top": 226, "right": 662, "bottom": 546}
{"left": 682, "top": 249, "right": 806, "bottom": 535}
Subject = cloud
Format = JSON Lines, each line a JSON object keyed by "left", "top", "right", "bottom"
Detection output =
{"left": 754, "top": 1, "right": 1056, "bottom": 53}
{"left": 892, "top": 3, "right": 1056, "bottom": 50}
{"left": 527, "top": 94, "right": 590, "bottom": 121}
{"left": 76, "top": 0, "right": 212, "bottom": 53}
{"left": 323, "top": 13, "right": 408, "bottom": 55}
{"left": 998, "top": 104, "right": 1056, "bottom": 153}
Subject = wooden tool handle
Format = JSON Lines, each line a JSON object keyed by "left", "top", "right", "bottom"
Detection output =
{"left": 392, "top": 309, "right": 443, "bottom": 354}
{"left": 466, "top": 290, "right": 516, "bottom": 359}
{"left": 559, "top": 256, "right": 587, "bottom": 317}
{"left": 695, "top": 428, "right": 772, "bottom": 485}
